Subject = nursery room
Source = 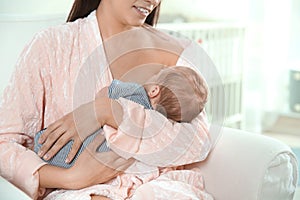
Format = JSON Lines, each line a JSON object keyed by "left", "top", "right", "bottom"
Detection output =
{"left": 0, "top": 0, "right": 299, "bottom": 199}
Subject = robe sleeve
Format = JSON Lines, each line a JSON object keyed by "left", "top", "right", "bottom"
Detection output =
{"left": 0, "top": 31, "right": 49, "bottom": 199}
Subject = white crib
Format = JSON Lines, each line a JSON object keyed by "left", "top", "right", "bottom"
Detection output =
{"left": 158, "top": 22, "right": 246, "bottom": 128}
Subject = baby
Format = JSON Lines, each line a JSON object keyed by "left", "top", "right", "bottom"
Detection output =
{"left": 34, "top": 66, "right": 209, "bottom": 168}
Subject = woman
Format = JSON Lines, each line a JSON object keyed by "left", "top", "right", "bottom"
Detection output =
{"left": 0, "top": 0, "right": 217, "bottom": 199}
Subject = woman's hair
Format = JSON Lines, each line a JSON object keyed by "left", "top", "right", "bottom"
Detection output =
{"left": 154, "top": 66, "right": 208, "bottom": 122}
{"left": 66, "top": 0, "right": 161, "bottom": 26}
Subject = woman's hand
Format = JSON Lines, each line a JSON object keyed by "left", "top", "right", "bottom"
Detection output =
{"left": 38, "top": 87, "right": 110, "bottom": 161}
{"left": 38, "top": 101, "right": 101, "bottom": 162}
{"left": 39, "top": 134, "right": 134, "bottom": 190}
{"left": 65, "top": 134, "right": 135, "bottom": 189}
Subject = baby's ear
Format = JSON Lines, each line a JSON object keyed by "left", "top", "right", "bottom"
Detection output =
{"left": 147, "top": 85, "right": 160, "bottom": 98}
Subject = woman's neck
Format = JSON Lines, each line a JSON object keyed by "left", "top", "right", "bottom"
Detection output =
{"left": 96, "top": 4, "right": 135, "bottom": 40}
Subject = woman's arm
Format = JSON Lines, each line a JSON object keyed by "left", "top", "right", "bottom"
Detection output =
{"left": 102, "top": 98, "right": 211, "bottom": 167}
{"left": 38, "top": 165, "right": 68, "bottom": 189}
{"left": 39, "top": 134, "right": 134, "bottom": 190}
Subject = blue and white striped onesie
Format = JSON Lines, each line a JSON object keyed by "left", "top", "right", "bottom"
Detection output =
{"left": 34, "top": 80, "right": 152, "bottom": 168}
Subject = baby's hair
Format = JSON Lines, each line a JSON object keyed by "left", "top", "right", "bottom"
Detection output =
{"left": 154, "top": 66, "right": 208, "bottom": 122}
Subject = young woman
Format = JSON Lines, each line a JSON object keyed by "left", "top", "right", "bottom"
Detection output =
{"left": 0, "top": 0, "right": 217, "bottom": 199}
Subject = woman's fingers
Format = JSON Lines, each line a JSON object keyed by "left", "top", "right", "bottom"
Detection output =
{"left": 38, "top": 127, "right": 68, "bottom": 159}
{"left": 44, "top": 132, "right": 75, "bottom": 160}
{"left": 66, "top": 138, "right": 83, "bottom": 163}
{"left": 38, "top": 123, "right": 60, "bottom": 144}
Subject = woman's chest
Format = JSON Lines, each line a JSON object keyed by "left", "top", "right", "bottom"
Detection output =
{"left": 109, "top": 49, "right": 179, "bottom": 82}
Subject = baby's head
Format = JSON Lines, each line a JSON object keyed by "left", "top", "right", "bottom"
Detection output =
{"left": 144, "top": 66, "right": 208, "bottom": 122}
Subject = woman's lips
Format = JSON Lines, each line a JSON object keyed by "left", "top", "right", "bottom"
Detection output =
{"left": 133, "top": 6, "right": 150, "bottom": 17}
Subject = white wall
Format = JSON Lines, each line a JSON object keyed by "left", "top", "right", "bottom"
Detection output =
{"left": 0, "top": 0, "right": 73, "bottom": 95}
{"left": 160, "top": 0, "right": 249, "bottom": 21}
{"left": 0, "top": 0, "right": 73, "bottom": 15}
{"left": 261, "top": 0, "right": 291, "bottom": 114}
{"left": 243, "top": 0, "right": 295, "bottom": 132}
{"left": 289, "top": 0, "right": 300, "bottom": 64}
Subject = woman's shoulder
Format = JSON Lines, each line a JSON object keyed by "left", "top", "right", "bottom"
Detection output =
{"left": 135, "top": 25, "right": 193, "bottom": 60}
{"left": 143, "top": 24, "right": 192, "bottom": 48}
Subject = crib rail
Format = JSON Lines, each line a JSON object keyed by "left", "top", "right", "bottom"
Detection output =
{"left": 158, "top": 22, "right": 246, "bottom": 128}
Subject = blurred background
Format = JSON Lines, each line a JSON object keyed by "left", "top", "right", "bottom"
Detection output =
{"left": 0, "top": 0, "right": 299, "bottom": 197}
